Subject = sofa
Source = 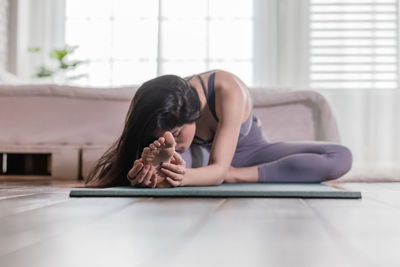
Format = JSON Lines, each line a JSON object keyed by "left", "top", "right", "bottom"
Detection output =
{"left": 0, "top": 84, "right": 341, "bottom": 180}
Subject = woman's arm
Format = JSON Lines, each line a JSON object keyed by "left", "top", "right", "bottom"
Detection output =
{"left": 183, "top": 71, "right": 248, "bottom": 186}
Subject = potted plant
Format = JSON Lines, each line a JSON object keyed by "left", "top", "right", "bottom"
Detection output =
{"left": 28, "top": 45, "right": 87, "bottom": 84}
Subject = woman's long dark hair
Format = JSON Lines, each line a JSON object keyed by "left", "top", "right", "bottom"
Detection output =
{"left": 85, "top": 75, "right": 201, "bottom": 187}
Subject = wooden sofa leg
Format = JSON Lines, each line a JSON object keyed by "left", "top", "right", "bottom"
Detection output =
{"left": 51, "top": 147, "right": 80, "bottom": 180}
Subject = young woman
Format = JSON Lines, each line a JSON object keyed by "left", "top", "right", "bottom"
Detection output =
{"left": 85, "top": 70, "right": 353, "bottom": 188}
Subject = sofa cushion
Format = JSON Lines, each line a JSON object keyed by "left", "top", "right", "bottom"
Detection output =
{"left": 0, "top": 85, "right": 137, "bottom": 146}
{"left": 0, "top": 84, "right": 342, "bottom": 180}
{"left": 0, "top": 85, "right": 340, "bottom": 146}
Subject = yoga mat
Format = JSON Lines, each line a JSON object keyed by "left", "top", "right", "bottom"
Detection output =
{"left": 70, "top": 183, "right": 361, "bottom": 199}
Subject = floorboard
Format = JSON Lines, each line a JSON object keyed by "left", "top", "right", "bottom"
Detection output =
{"left": 0, "top": 180, "right": 399, "bottom": 267}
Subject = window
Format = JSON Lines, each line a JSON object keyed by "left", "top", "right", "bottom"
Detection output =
{"left": 309, "top": 0, "right": 398, "bottom": 90}
{"left": 65, "top": 0, "right": 253, "bottom": 87}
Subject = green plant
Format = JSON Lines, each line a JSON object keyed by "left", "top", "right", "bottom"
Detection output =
{"left": 28, "top": 45, "right": 87, "bottom": 81}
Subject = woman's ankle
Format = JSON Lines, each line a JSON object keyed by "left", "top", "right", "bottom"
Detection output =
{"left": 224, "top": 166, "right": 238, "bottom": 183}
{"left": 225, "top": 166, "right": 258, "bottom": 183}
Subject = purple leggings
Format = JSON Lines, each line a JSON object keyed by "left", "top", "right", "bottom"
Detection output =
{"left": 179, "top": 114, "right": 353, "bottom": 183}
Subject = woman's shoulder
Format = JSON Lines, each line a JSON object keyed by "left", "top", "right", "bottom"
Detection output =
{"left": 195, "top": 69, "right": 233, "bottom": 79}
{"left": 187, "top": 70, "right": 236, "bottom": 87}
{"left": 185, "top": 69, "right": 247, "bottom": 96}
{"left": 209, "top": 70, "right": 248, "bottom": 96}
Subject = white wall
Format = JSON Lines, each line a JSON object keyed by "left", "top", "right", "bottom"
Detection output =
{"left": 0, "top": 0, "right": 8, "bottom": 70}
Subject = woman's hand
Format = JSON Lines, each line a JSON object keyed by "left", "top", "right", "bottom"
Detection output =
{"left": 160, "top": 152, "right": 187, "bottom": 187}
{"left": 127, "top": 159, "right": 158, "bottom": 188}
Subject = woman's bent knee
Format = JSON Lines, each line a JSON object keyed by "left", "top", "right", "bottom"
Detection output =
{"left": 326, "top": 145, "right": 353, "bottom": 180}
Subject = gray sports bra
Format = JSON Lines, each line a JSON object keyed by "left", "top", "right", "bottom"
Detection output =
{"left": 188, "top": 72, "right": 254, "bottom": 146}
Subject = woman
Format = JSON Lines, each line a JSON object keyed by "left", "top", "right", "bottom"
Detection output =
{"left": 85, "top": 70, "right": 353, "bottom": 188}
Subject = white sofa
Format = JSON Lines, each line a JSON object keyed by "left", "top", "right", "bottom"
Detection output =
{"left": 0, "top": 84, "right": 341, "bottom": 180}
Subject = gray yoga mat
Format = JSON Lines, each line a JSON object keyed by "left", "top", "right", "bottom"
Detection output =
{"left": 69, "top": 183, "right": 361, "bottom": 199}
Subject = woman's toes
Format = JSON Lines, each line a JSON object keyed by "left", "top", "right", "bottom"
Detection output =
{"left": 163, "top": 132, "right": 175, "bottom": 148}
{"left": 140, "top": 132, "right": 175, "bottom": 171}
{"left": 142, "top": 147, "right": 153, "bottom": 163}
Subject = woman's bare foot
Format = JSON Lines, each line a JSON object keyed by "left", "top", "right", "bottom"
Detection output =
{"left": 141, "top": 131, "right": 176, "bottom": 187}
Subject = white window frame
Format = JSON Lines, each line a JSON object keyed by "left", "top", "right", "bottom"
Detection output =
{"left": 10, "top": 0, "right": 398, "bottom": 90}
{"left": 308, "top": 1, "right": 399, "bottom": 90}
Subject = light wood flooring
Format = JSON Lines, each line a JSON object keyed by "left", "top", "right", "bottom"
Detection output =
{"left": 0, "top": 178, "right": 399, "bottom": 267}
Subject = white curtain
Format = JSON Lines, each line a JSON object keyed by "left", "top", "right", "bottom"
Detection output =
{"left": 0, "top": 0, "right": 9, "bottom": 70}
{"left": 318, "top": 89, "right": 400, "bottom": 181}
{"left": 9, "top": 0, "right": 65, "bottom": 79}
{"left": 276, "top": 0, "right": 400, "bottom": 181}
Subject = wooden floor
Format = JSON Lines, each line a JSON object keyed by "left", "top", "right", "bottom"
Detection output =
{"left": 0, "top": 179, "right": 399, "bottom": 267}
